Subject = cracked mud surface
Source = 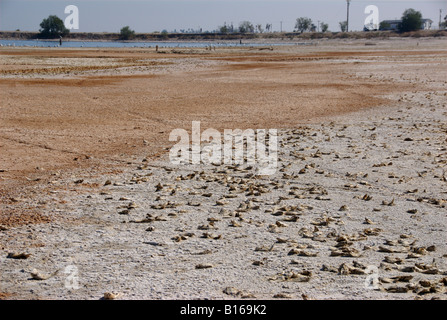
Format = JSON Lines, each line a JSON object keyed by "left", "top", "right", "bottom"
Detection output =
{"left": 1, "top": 38, "right": 446, "bottom": 299}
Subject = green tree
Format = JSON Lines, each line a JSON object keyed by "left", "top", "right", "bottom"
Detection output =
{"left": 295, "top": 17, "right": 312, "bottom": 33}
{"left": 379, "top": 21, "right": 391, "bottom": 30}
{"left": 218, "top": 22, "right": 231, "bottom": 34}
{"left": 119, "top": 26, "right": 136, "bottom": 40}
{"left": 339, "top": 20, "right": 348, "bottom": 32}
{"left": 161, "top": 30, "right": 169, "bottom": 39}
{"left": 219, "top": 25, "right": 229, "bottom": 34}
{"left": 39, "top": 15, "right": 69, "bottom": 38}
{"left": 239, "top": 21, "right": 254, "bottom": 33}
{"left": 320, "top": 22, "right": 329, "bottom": 33}
{"left": 399, "top": 8, "right": 423, "bottom": 32}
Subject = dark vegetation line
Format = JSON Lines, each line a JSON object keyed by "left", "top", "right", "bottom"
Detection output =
{"left": 1, "top": 30, "right": 446, "bottom": 42}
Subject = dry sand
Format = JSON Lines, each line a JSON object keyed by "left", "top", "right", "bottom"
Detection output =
{"left": 0, "top": 37, "right": 446, "bottom": 300}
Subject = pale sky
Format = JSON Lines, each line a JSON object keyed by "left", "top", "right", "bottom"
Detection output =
{"left": 1, "top": 0, "right": 446, "bottom": 33}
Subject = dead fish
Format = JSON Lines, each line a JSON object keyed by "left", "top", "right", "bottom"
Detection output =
{"left": 131, "top": 216, "right": 154, "bottom": 223}
{"left": 127, "top": 202, "right": 138, "bottom": 209}
{"left": 338, "top": 263, "right": 365, "bottom": 275}
{"left": 273, "top": 293, "right": 292, "bottom": 299}
{"left": 378, "top": 246, "right": 406, "bottom": 253}
{"left": 384, "top": 256, "right": 403, "bottom": 264}
{"left": 310, "top": 217, "right": 331, "bottom": 226}
{"left": 255, "top": 244, "right": 275, "bottom": 252}
{"left": 275, "top": 221, "right": 287, "bottom": 228}
{"left": 223, "top": 287, "right": 243, "bottom": 296}
{"left": 192, "top": 249, "right": 213, "bottom": 255}
{"left": 414, "top": 263, "right": 441, "bottom": 275}
{"left": 281, "top": 215, "right": 299, "bottom": 222}
{"left": 412, "top": 247, "right": 428, "bottom": 255}
{"left": 276, "top": 237, "right": 289, "bottom": 244}
{"left": 171, "top": 235, "right": 184, "bottom": 242}
{"left": 321, "top": 264, "right": 338, "bottom": 273}
{"left": 229, "top": 220, "right": 242, "bottom": 227}
{"left": 391, "top": 275, "right": 413, "bottom": 283}
{"left": 312, "top": 235, "right": 327, "bottom": 242}
{"left": 30, "top": 269, "right": 59, "bottom": 280}
{"left": 288, "top": 249, "right": 317, "bottom": 257}
{"left": 286, "top": 270, "right": 312, "bottom": 282}
{"left": 381, "top": 198, "right": 395, "bottom": 206}
{"left": 379, "top": 277, "right": 394, "bottom": 284}
{"left": 216, "top": 199, "right": 229, "bottom": 206}
{"left": 197, "top": 223, "right": 214, "bottom": 230}
{"left": 103, "top": 292, "right": 122, "bottom": 300}
{"left": 201, "top": 232, "right": 222, "bottom": 240}
{"left": 363, "top": 228, "right": 382, "bottom": 236}
{"left": 414, "top": 286, "right": 437, "bottom": 295}
{"left": 384, "top": 239, "right": 399, "bottom": 246}
{"left": 143, "top": 241, "right": 164, "bottom": 246}
{"left": 406, "top": 252, "right": 422, "bottom": 259}
{"left": 330, "top": 247, "right": 361, "bottom": 258}
{"left": 385, "top": 286, "right": 409, "bottom": 293}
{"left": 298, "top": 228, "right": 314, "bottom": 238}
{"left": 195, "top": 263, "right": 213, "bottom": 269}
{"left": 7, "top": 252, "right": 31, "bottom": 259}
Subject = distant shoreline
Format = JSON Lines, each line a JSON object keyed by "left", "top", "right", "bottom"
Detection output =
{"left": 1, "top": 30, "right": 446, "bottom": 41}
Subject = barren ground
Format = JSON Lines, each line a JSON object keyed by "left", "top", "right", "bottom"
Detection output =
{"left": 0, "top": 37, "right": 446, "bottom": 300}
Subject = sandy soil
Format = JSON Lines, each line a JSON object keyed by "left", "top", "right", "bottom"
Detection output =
{"left": 0, "top": 37, "right": 446, "bottom": 300}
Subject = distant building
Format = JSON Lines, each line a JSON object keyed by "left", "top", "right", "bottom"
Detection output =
{"left": 378, "top": 18, "right": 433, "bottom": 31}
{"left": 363, "top": 22, "right": 379, "bottom": 31}
{"left": 422, "top": 19, "right": 433, "bottom": 30}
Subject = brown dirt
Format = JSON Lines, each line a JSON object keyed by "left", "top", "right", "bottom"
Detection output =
{"left": 0, "top": 41, "right": 445, "bottom": 227}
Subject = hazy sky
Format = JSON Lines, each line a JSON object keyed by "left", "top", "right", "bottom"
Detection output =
{"left": 1, "top": 0, "right": 446, "bottom": 33}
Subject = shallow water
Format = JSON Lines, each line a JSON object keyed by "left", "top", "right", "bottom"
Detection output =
{"left": 0, "top": 39, "right": 289, "bottom": 48}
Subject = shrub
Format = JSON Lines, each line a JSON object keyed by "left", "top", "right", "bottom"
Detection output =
{"left": 39, "top": 15, "right": 69, "bottom": 38}
{"left": 399, "top": 9, "right": 423, "bottom": 32}
{"left": 119, "top": 26, "right": 135, "bottom": 40}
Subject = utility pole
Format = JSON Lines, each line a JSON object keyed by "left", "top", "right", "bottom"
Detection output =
{"left": 280, "top": 21, "right": 283, "bottom": 32}
{"left": 440, "top": 9, "right": 443, "bottom": 29}
{"left": 346, "top": 0, "right": 351, "bottom": 32}
{"left": 317, "top": 20, "right": 320, "bottom": 32}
